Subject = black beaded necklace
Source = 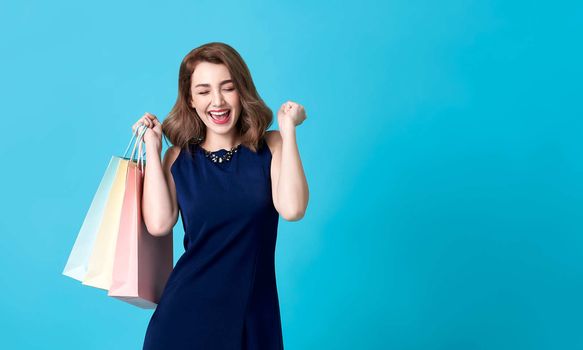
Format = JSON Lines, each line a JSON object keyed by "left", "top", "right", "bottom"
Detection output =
{"left": 199, "top": 143, "right": 241, "bottom": 163}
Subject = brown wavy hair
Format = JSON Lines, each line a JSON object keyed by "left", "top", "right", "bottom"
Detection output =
{"left": 161, "top": 42, "right": 273, "bottom": 155}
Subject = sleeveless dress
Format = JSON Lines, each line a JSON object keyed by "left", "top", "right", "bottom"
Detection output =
{"left": 142, "top": 137, "right": 284, "bottom": 350}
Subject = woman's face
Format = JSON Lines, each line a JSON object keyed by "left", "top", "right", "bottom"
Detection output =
{"left": 190, "top": 62, "right": 241, "bottom": 136}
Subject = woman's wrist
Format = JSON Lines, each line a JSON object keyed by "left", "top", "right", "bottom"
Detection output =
{"left": 145, "top": 141, "right": 162, "bottom": 157}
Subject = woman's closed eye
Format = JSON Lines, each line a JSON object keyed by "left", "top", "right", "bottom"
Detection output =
{"left": 198, "top": 88, "right": 235, "bottom": 95}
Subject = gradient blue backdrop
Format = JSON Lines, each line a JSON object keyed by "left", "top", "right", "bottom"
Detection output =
{"left": 1, "top": 0, "right": 581, "bottom": 349}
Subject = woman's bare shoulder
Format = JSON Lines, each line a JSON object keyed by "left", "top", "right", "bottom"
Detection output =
{"left": 265, "top": 130, "right": 282, "bottom": 155}
{"left": 162, "top": 145, "right": 182, "bottom": 172}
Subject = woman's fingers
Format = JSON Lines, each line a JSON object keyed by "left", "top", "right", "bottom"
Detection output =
{"left": 137, "top": 114, "right": 154, "bottom": 128}
{"left": 144, "top": 112, "right": 161, "bottom": 126}
{"left": 149, "top": 116, "right": 161, "bottom": 126}
{"left": 132, "top": 112, "right": 160, "bottom": 133}
{"left": 133, "top": 120, "right": 149, "bottom": 133}
{"left": 132, "top": 122, "right": 144, "bottom": 133}
{"left": 135, "top": 118, "right": 149, "bottom": 129}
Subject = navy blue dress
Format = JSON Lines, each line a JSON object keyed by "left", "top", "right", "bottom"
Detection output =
{"left": 143, "top": 137, "right": 284, "bottom": 349}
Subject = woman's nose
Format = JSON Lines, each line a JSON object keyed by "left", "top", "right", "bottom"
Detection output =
{"left": 212, "top": 91, "right": 225, "bottom": 106}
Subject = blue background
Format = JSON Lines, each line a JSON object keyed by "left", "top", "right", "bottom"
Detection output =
{"left": 1, "top": 0, "right": 582, "bottom": 349}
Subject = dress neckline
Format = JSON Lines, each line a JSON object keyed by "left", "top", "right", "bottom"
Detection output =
{"left": 189, "top": 138, "right": 265, "bottom": 156}
{"left": 197, "top": 143, "right": 242, "bottom": 154}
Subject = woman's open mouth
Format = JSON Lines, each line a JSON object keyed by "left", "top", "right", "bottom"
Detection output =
{"left": 208, "top": 110, "right": 231, "bottom": 124}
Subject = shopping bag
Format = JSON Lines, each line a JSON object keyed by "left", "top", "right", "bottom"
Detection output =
{"left": 62, "top": 126, "right": 145, "bottom": 282}
{"left": 82, "top": 126, "right": 148, "bottom": 290}
{"left": 108, "top": 130, "right": 173, "bottom": 309}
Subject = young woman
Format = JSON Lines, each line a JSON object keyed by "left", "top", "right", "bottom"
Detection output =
{"left": 135, "top": 42, "right": 309, "bottom": 349}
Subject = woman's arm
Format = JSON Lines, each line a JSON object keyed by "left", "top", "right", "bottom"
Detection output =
{"left": 142, "top": 144, "right": 180, "bottom": 236}
{"left": 267, "top": 102, "right": 309, "bottom": 221}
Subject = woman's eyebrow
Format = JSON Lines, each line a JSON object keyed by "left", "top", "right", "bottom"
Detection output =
{"left": 194, "top": 79, "right": 233, "bottom": 88}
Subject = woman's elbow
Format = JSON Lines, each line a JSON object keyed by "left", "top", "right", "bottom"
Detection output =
{"left": 282, "top": 208, "right": 306, "bottom": 222}
{"left": 146, "top": 223, "right": 173, "bottom": 237}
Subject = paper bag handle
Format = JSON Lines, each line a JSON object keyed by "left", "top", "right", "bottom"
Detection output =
{"left": 122, "top": 125, "right": 147, "bottom": 173}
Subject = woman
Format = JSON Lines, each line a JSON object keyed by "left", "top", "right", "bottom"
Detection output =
{"left": 135, "top": 42, "right": 309, "bottom": 349}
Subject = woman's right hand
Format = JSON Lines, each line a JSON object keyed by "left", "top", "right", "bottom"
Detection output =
{"left": 132, "top": 112, "right": 162, "bottom": 150}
